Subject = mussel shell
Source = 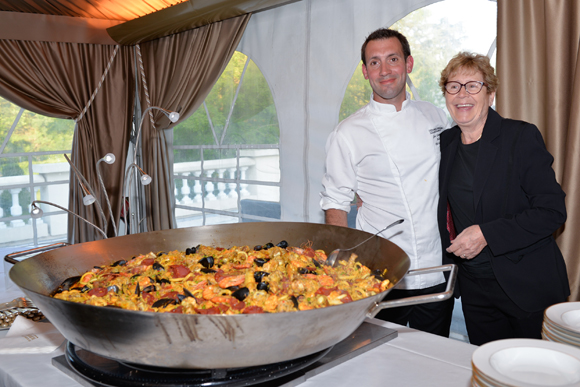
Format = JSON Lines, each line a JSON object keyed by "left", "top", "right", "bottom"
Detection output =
{"left": 264, "top": 242, "right": 274, "bottom": 249}
{"left": 106, "top": 285, "right": 119, "bottom": 293}
{"left": 111, "top": 259, "right": 126, "bottom": 267}
{"left": 253, "top": 258, "right": 268, "bottom": 267}
{"left": 253, "top": 245, "right": 263, "bottom": 251}
{"left": 198, "top": 256, "right": 214, "bottom": 269}
{"left": 155, "top": 277, "right": 171, "bottom": 284}
{"left": 80, "top": 285, "right": 90, "bottom": 293}
{"left": 227, "top": 286, "right": 240, "bottom": 292}
{"left": 59, "top": 276, "right": 81, "bottom": 291}
{"left": 276, "top": 240, "right": 289, "bottom": 249}
{"left": 200, "top": 268, "right": 217, "bottom": 274}
{"left": 142, "top": 285, "right": 156, "bottom": 293}
{"left": 290, "top": 295, "right": 299, "bottom": 309}
{"left": 253, "top": 271, "right": 269, "bottom": 283}
{"left": 183, "top": 288, "right": 195, "bottom": 298}
{"left": 312, "top": 259, "right": 322, "bottom": 268}
{"left": 152, "top": 298, "right": 177, "bottom": 308}
{"left": 372, "top": 270, "right": 385, "bottom": 281}
{"left": 298, "top": 268, "right": 316, "bottom": 275}
{"left": 185, "top": 246, "right": 197, "bottom": 255}
{"left": 157, "top": 252, "right": 166, "bottom": 257}
{"left": 135, "top": 283, "right": 141, "bottom": 296}
{"left": 256, "top": 282, "right": 269, "bottom": 292}
{"left": 231, "top": 287, "right": 250, "bottom": 302}
{"left": 152, "top": 262, "right": 165, "bottom": 271}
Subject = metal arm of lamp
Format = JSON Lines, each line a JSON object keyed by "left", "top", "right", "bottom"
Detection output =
{"left": 96, "top": 153, "right": 117, "bottom": 237}
{"left": 124, "top": 106, "right": 179, "bottom": 235}
{"left": 31, "top": 200, "right": 107, "bottom": 239}
{"left": 64, "top": 154, "right": 109, "bottom": 236}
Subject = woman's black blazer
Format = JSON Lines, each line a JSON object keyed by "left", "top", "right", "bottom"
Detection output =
{"left": 437, "top": 107, "right": 570, "bottom": 313}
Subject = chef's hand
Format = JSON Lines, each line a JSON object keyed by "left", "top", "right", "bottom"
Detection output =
{"left": 446, "top": 225, "right": 487, "bottom": 260}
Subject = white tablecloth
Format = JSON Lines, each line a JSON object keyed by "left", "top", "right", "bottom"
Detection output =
{"left": 0, "top": 270, "right": 476, "bottom": 387}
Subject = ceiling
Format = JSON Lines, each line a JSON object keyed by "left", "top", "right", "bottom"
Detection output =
{"left": 0, "top": 0, "right": 298, "bottom": 45}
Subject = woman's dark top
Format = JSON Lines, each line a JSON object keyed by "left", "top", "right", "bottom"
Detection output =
{"left": 448, "top": 139, "right": 494, "bottom": 278}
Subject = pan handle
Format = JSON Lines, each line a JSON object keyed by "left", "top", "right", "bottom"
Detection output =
{"left": 4, "top": 242, "right": 70, "bottom": 265}
{"left": 366, "top": 263, "right": 457, "bottom": 318}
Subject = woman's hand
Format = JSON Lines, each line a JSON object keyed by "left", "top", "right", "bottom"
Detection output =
{"left": 446, "top": 225, "right": 487, "bottom": 259}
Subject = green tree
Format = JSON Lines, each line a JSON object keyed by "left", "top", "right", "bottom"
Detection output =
{"left": 173, "top": 52, "right": 280, "bottom": 163}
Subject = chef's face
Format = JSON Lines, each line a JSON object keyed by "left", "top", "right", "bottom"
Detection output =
{"left": 362, "top": 37, "right": 413, "bottom": 111}
{"left": 444, "top": 69, "right": 495, "bottom": 132}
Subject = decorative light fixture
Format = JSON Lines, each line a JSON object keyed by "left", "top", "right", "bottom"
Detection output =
{"left": 123, "top": 106, "right": 179, "bottom": 235}
{"left": 96, "top": 153, "right": 118, "bottom": 237}
{"left": 64, "top": 154, "right": 109, "bottom": 235}
{"left": 31, "top": 200, "right": 107, "bottom": 239}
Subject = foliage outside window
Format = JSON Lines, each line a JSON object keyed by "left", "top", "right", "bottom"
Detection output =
{"left": 173, "top": 52, "right": 281, "bottom": 227}
{"left": 0, "top": 96, "right": 74, "bottom": 249}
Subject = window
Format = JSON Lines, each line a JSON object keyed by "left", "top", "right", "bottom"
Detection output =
{"left": 340, "top": 0, "right": 497, "bottom": 120}
{"left": 173, "top": 52, "right": 281, "bottom": 226}
{"left": 0, "top": 96, "right": 74, "bottom": 250}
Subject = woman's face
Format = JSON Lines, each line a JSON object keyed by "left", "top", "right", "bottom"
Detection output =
{"left": 444, "top": 69, "right": 495, "bottom": 132}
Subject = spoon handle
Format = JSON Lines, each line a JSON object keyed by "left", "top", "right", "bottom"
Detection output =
{"left": 346, "top": 218, "right": 404, "bottom": 251}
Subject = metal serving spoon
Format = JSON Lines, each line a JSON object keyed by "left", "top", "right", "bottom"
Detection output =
{"left": 325, "top": 219, "right": 404, "bottom": 267}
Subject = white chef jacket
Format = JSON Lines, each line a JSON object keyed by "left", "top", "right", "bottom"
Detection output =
{"left": 320, "top": 93, "right": 449, "bottom": 289}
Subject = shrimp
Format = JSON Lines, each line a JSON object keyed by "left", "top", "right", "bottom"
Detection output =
{"left": 217, "top": 275, "right": 245, "bottom": 289}
{"left": 202, "top": 285, "right": 222, "bottom": 300}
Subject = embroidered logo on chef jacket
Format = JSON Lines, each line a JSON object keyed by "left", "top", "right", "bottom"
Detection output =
{"left": 429, "top": 125, "right": 447, "bottom": 147}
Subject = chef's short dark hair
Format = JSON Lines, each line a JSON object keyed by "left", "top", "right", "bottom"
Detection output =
{"left": 361, "top": 28, "right": 411, "bottom": 65}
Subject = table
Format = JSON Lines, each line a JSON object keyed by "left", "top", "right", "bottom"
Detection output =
{"left": 1, "top": 259, "right": 476, "bottom": 387}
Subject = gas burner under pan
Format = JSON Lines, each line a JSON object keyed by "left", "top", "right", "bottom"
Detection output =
{"left": 52, "top": 321, "right": 397, "bottom": 387}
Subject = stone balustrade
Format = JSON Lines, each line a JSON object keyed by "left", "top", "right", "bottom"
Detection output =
{"left": 0, "top": 149, "right": 280, "bottom": 247}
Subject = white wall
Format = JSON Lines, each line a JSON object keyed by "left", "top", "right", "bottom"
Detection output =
{"left": 237, "top": 0, "right": 441, "bottom": 224}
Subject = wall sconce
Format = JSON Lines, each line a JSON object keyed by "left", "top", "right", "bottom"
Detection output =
{"left": 31, "top": 200, "right": 107, "bottom": 239}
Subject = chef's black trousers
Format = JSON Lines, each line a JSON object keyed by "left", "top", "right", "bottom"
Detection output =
{"left": 458, "top": 269, "right": 543, "bottom": 346}
{"left": 374, "top": 282, "right": 454, "bottom": 338}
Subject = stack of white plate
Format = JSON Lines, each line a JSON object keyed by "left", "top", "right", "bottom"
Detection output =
{"left": 543, "top": 302, "right": 580, "bottom": 347}
{"left": 471, "top": 338, "right": 580, "bottom": 387}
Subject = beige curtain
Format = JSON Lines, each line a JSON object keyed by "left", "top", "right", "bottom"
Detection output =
{"left": 136, "top": 14, "right": 250, "bottom": 231}
{"left": 497, "top": 0, "right": 580, "bottom": 300}
{"left": 0, "top": 40, "right": 134, "bottom": 242}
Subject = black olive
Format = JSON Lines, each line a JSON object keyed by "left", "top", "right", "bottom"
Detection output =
{"left": 276, "top": 240, "right": 289, "bottom": 249}
{"left": 157, "top": 252, "right": 166, "bottom": 257}
{"left": 257, "top": 282, "right": 269, "bottom": 292}
{"left": 185, "top": 246, "right": 197, "bottom": 255}
{"left": 135, "top": 283, "right": 141, "bottom": 297}
{"left": 111, "top": 259, "right": 126, "bottom": 267}
{"left": 254, "top": 245, "right": 263, "bottom": 251}
{"left": 152, "top": 298, "right": 176, "bottom": 308}
{"left": 254, "top": 258, "right": 268, "bottom": 267}
{"left": 254, "top": 271, "right": 270, "bottom": 282}
{"left": 290, "top": 295, "right": 299, "bottom": 309}
{"left": 59, "top": 276, "right": 81, "bottom": 291}
{"left": 232, "top": 287, "right": 249, "bottom": 301}
{"left": 183, "top": 288, "right": 195, "bottom": 298}
{"left": 198, "top": 256, "right": 214, "bottom": 269}
{"left": 142, "top": 285, "right": 156, "bottom": 293}
{"left": 152, "top": 262, "right": 165, "bottom": 271}
{"left": 201, "top": 268, "right": 217, "bottom": 274}
{"left": 264, "top": 242, "right": 274, "bottom": 249}
{"left": 107, "top": 285, "right": 119, "bottom": 293}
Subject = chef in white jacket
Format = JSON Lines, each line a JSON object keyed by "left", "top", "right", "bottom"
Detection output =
{"left": 320, "top": 28, "right": 453, "bottom": 337}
